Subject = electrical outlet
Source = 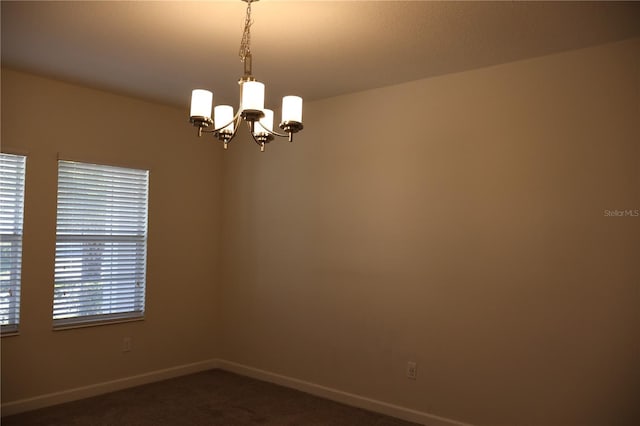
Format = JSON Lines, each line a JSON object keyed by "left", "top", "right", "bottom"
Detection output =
{"left": 122, "top": 337, "right": 132, "bottom": 352}
{"left": 406, "top": 361, "right": 417, "bottom": 380}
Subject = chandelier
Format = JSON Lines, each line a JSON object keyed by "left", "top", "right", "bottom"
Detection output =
{"left": 189, "top": 0, "right": 303, "bottom": 152}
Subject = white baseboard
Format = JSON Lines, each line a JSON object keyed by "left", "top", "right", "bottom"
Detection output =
{"left": 1, "top": 359, "right": 219, "bottom": 417}
{"left": 216, "top": 359, "right": 474, "bottom": 426}
{"left": 2, "top": 358, "right": 473, "bottom": 426}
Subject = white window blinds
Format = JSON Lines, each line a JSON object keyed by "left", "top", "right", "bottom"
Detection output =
{"left": 0, "top": 153, "right": 27, "bottom": 334}
{"left": 53, "top": 161, "right": 149, "bottom": 327}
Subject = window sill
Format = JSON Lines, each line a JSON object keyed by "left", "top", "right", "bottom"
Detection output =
{"left": 53, "top": 316, "right": 145, "bottom": 332}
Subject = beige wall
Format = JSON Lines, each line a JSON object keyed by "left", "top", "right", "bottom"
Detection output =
{"left": 218, "top": 38, "right": 640, "bottom": 426}
{"left": 1, "top": 37, "right": 639, "bottom": 426}
{"left": 1, "top": 69, "right": 223, "bottom": 401}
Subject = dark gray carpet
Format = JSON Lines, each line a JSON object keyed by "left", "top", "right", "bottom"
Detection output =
{"left": 3, "top": 369, "right": 420, "bottom": 425}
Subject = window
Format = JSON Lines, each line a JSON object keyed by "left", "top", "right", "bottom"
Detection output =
{"left": 0, "top": 153, "right": 27, "bottom": 334}
{"left": 53, "top": 161, "right": 149, "bottom": 328}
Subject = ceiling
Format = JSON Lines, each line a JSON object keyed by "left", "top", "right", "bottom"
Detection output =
{"left": 2, "top": 1, "right": 640, "bottom": 110}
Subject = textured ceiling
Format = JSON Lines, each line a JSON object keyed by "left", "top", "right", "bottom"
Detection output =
{"left": 2, "top": 1, "right": 640, "bottom": 110}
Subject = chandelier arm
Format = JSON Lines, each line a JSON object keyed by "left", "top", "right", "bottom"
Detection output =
{"left": 246, "top": 120, "right": 268, "bottom": 152}
{"left": 246, "top": 120, "right": 261, "bottom": 145}
{"left": 199, "top": 109, "right": 243, "bottom": 135}
{"left": 226, "top": 114, "right": 245, "bottom": 142}
{"left": 220, "top": 114, "right": 245, "bottom": 149}
{"left": 260, "top": 126, "right": 289, "bottom": 139}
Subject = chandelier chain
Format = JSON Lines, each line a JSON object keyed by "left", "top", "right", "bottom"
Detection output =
{"left": 239, "top": 0, "right": 253, "bottom": 62}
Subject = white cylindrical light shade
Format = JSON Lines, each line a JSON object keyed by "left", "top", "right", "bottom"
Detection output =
{"left": 190, "top": 89, "right": 213, "bottom": 118}
{"left": 281, "top": 96, "right": 303, "bottom": 123}
{"left": 241, "top": 81, "right": 265, "bottom": 111}
{"left": 214, "top": 105, "right": 234, "bottom": 132}
{"left": 256, "top": 109, "right": 274, "bottom": 135}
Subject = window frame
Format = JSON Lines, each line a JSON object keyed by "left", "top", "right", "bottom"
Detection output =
{"left": 0, "top": 153, "right": 27, "bottom": 336}
{"left": 52, "top": 160, "right": 149, "bottom": 329}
